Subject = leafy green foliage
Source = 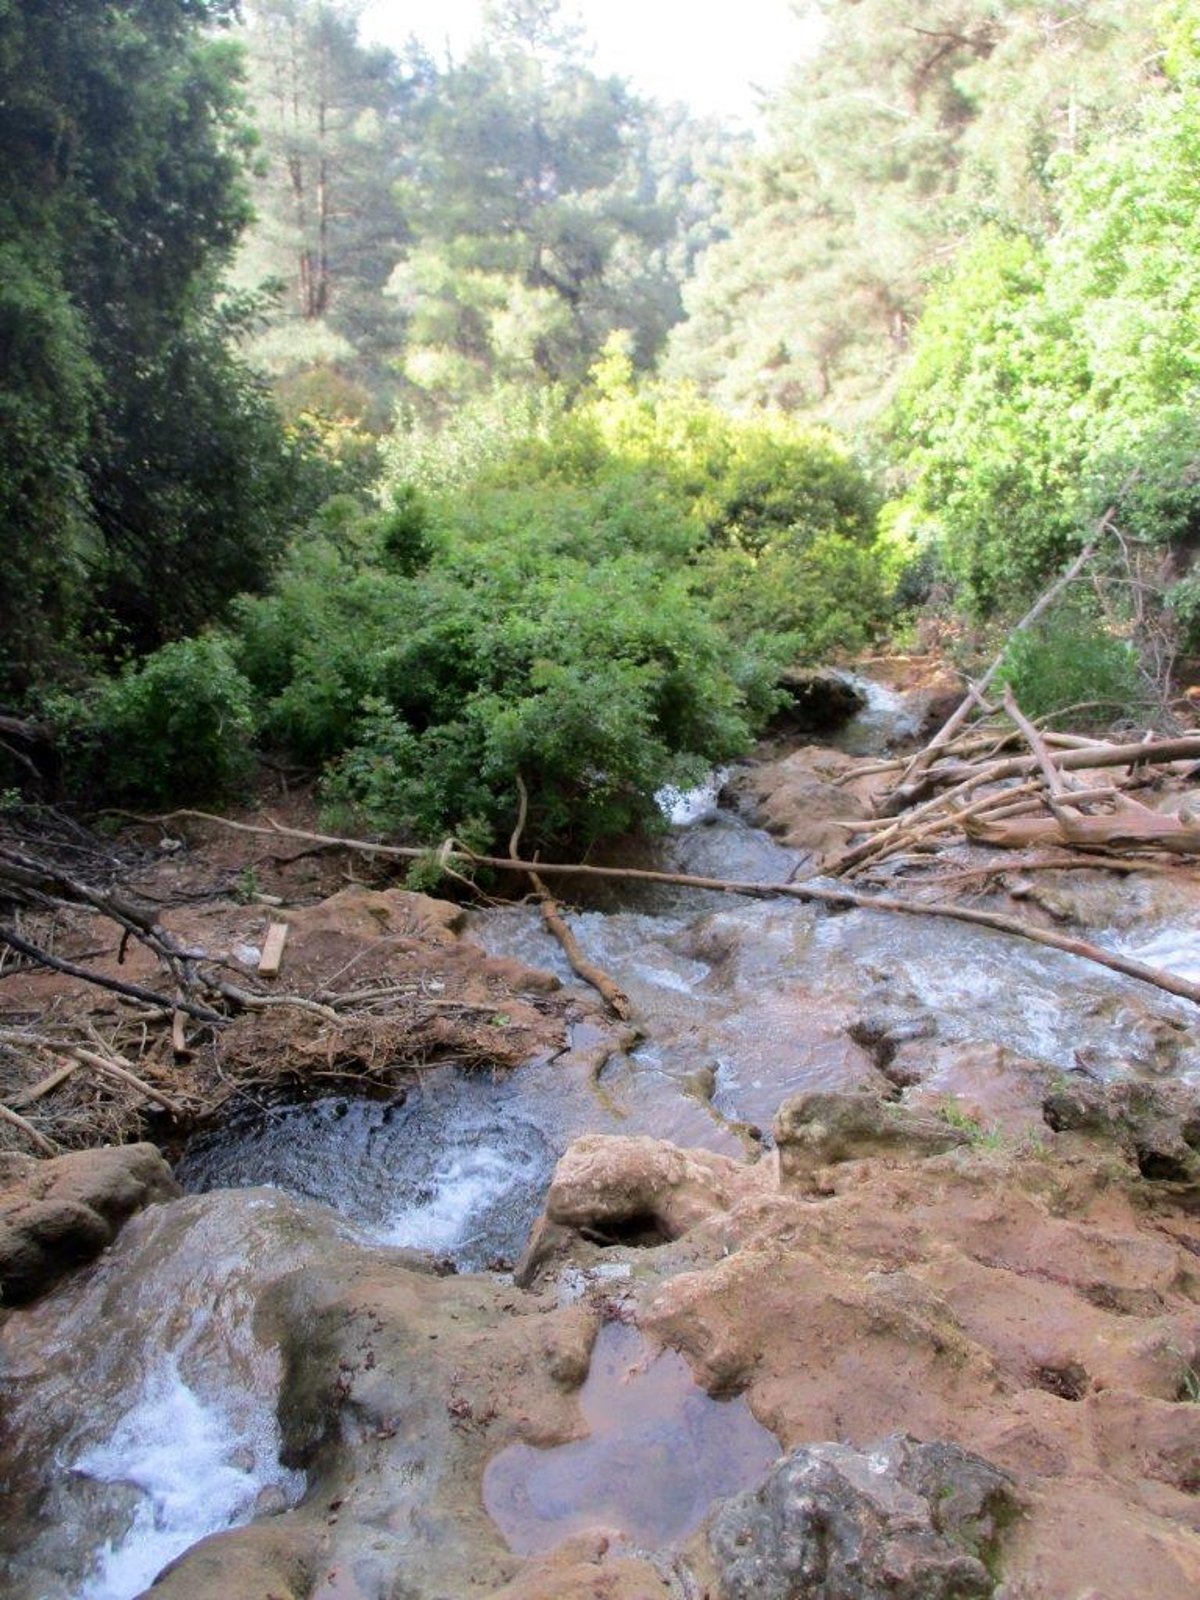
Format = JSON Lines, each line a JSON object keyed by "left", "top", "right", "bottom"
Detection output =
{"left": 667, "top": 2, "right": 1160, "bottom": 422}
{"left": 0, "top": 0, "right": 311, "bottom": 693}
{"left": 994, "top": 609, "right": 1142, "bottom": 726}
{"left": 57, "top": 636, "right": 257, "bottom": 806}
{"left": 232, "top": 372, "right": 888, "bottom": 853}
{"left": 386, "top": 0, "right": 726, "bottom": 410}
{"left": 231, "top": 0, "right": 425, "bottom": 410}
{"left": 892, "top": 26, "right": 1200, "bottom": 614}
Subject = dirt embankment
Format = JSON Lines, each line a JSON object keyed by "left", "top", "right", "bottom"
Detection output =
{"left": 0, "top": 804, "right": 596, "bottom": 1162}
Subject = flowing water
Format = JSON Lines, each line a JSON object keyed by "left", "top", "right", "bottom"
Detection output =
{"left": 0, "top": 1191, "right": 329, "bottom": 1599}
{"left": 4, "top": 682, "right": 1199, "bottom": 1595}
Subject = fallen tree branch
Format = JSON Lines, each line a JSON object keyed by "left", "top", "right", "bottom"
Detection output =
{"left": 0, "top": 925, "right": 226, "bottom": 1023}
{"left": 0, "top": 1028, "right": 187, "bottom": 1116}
{"left": 9, "top": 1060, "right": 81, "bottom": 1106}
{"left": 62, "top": 1046, "right": 185, "bottom": 1116}
{"left": 963, "top": 810, "right": 1200, "bottom": 854}
{"left": 0, "top": 1100, "right": 60, "bottom": 1156}
{"left": 511, "top": 777, "right": 632, "bottom": 1020}
{"left": 888, "top": 734, "right": 1200, "bottom": 796}
{"left": 530, "top": 873, "right": 633, "bottom": 1020}
{"left": 886, "top": 491, "right": 1134, "bottom": 805}
{"left": 125, "top": 809, "right": 1200, "bottom": 1010}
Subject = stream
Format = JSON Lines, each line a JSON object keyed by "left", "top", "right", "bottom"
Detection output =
{"left": 3, "top": 677, "right": 1199, "bottom": 1597}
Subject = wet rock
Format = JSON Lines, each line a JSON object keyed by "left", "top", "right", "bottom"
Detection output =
{"left": 539, "top": 1135, "right": 750, "bottom": 1243}
{"left": 136, "top": 1521, "right": 322, "bottom": 1600}
{"left": 726, "top": 747, "right": 872, "bottom": 861}
{"left": 767, "top": 669, "right": 867, "bottom": 736}
{"left": 485, "top": 1320, "right": 779, "bottom": 1559}
{"left": 489, "top": 1534, "right": 678, "bottom": 1599}
{"left": 774, "top": 1091, "right": 971, "bottom": 1183}
{"left": 0, "top": 1142, "right": 178, "bottom": 1304}
{"left": 900, "top": 1042, "right": 1053, "bottom": 1141}
{"left": 917, "top": 689, "right": 965, "bottom": 742}
{"left": 1041, "top": 1079, "right": 1200, "bottom": 1185}
{"left": 514, "top": 1135, "right": 764, "bottom": 1288}
{"left": 847, "top": 1009, "right": 938, "bottom": 1076}
{"left": 708, "top": 1432, "right": 1018, "bottom": 1600}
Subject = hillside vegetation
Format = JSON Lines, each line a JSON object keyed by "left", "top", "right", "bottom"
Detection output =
{"left": 3, "top": 0, "right": 1200, "bottom": 855}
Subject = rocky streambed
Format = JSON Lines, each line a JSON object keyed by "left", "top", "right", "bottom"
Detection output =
{"left": 2, "top": 678, "right": 1199, "bottom": 1599}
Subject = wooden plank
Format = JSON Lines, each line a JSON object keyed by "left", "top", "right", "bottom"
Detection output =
{"left": 258, "top": 921, "right": 289, "bottom": 978}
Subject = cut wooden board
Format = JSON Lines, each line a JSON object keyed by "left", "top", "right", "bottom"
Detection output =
{"left": 258, "top": 921, "right": 290, "bottom": 978}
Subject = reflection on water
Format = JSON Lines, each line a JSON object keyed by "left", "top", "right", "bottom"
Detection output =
{"left": 177, "top": 1069, "right": 558, "bottom": 1271}
{"left": 484, "top": 1320, "right": 778, "bottom": 1555}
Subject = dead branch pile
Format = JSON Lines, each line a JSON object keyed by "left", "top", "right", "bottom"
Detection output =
{"left": 821, "top": 690, "right": 1200, "bottom": 883}
{"left": 0, "top": 807, "right": 568, "bottom": 1158}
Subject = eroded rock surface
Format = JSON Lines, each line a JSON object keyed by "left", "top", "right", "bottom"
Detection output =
{"left": 773, "top": 1089, "right": 971, "bottom": 1183}
{"left": 726, "top": 746, "right": 874, "bottom": 863}
{"left": 1042, "top": 1078, "right": 1200, "bottom": 1188}
{"left": 709, "top": 1433, "right": 1018, "bottom": 1600}
{"left": 0, "top": 1142, "right": 177, "bottom": 1303}
{"left": 520, "top": 1116, "right": 1200, "bottom": 1599}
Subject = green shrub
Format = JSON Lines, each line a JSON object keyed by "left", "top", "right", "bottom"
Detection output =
{"left": 695, "top": 534, "right": 891, "bottom": 662}
{"left": 235, "top": 372, "right": 891, "bottom": 853}
{"left": 59, "top": 635, "right": 256, "bottom": 805}
{"left": 1167, "top": 569, "right": 1200, "bottom": 652}
{"left": 994, "top": 608, "right": 1143, "bottom": 725}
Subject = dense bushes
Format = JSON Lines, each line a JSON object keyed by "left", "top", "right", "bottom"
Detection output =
{"left": 52, "top": 636, "right": 256, "bottom": 807}
{"left": 0, "top": 1, "right": 314, "bottom": 695}
{"left": 994, "top": 608, "right": 1143, "bottom": 727}
{"left": 46, "top": 374, "right": 891, "bottom": 850}
{"left": 891, "top": 34, "right": 1200, "bottom": 617}
{"left": 222, "top": 377, "right": 891, "bottom": 851}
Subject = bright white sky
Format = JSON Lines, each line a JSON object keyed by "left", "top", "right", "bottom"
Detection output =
{"left": 359, "top": 1, "right": 821, "bottom": 124}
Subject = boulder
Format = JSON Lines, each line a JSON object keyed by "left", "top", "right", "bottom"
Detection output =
{"left": 514, "top": 1134, "right": 762, "bottom": 1286}
{"left": 773, "top": 1091, "right": 970, "bottom": 1183}
{"left": 709, "top": 1432, "right": 1019, "bottom": 1600}
{"left": 767, "top": 670, "right": 866, "bottom": 737}
{"left": 0, "top": 1142, "right": 178, "bottom": 1304}
{"left": 1042, "top": 1078, "right": 1200, "bottom": 1185}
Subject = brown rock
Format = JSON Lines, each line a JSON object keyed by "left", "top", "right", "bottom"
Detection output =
{"left": 0, "top": 1143, "right": 178, "bottom": 1304}
{"left": 540, "top": 1135, "right": 753, "bottom": 1243}
{"left": 137, "top": 1520, "right": 322, "bottom": 1600}
{"left": 773, "top": 1090, "right": 970, "bottom": 1183}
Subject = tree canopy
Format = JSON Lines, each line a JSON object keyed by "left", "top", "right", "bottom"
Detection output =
{"left": 891, "top": 5, "right": 1200, "bottom": 611}
{"left": 666, "top": 1, "right": 1162, "bottom": 422}
{"left": 0, "top": 0, "right": 307, "bottom": 693}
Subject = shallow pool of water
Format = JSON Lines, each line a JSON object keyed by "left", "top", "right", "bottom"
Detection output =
{"left": 484, "top": 1320, "right": 779, "bottom": 1555}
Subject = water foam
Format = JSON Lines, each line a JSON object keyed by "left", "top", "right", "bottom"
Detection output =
{"left": 378, "top": 1142, "right": 530, "bottom": 1257}
{"left": 75, "top": 1354, "right": 302, "bottom": 1600}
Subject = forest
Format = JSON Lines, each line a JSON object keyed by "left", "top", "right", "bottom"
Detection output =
{"left": 3, "top": 0, "right": 1199, "bottom": 857}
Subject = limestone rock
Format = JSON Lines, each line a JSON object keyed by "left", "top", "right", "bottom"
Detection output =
{"left": 727, "top": 747, "right": 872, "bottom": 860}
{"left": 709, "top": 1432, "right": 1019, "bottom": 1600}
{"left": 136, "top": 1521, "right": 322, "bottom": 1600}
{"left": 1042, "top": 1078, "right": 1200, "bottom": 1185}
{"left": 0, "top": 1142, "right": 179, "bottom": 1304}
{"left": 541, "top": 1135, "right": 749, "bottom": 1242}
{"left": 773, "top": 1091, "right": 970, "bottom": 1183}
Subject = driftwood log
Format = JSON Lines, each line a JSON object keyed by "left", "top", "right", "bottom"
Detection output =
{"left": 131, "top": 809, "right": 1200, "bottom": 1011}
{"left": 510, "top": 776, "right": 632, "bottom": 1019}
{"left": 885, "top": 486, "right": 1135, "bottom": 810}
